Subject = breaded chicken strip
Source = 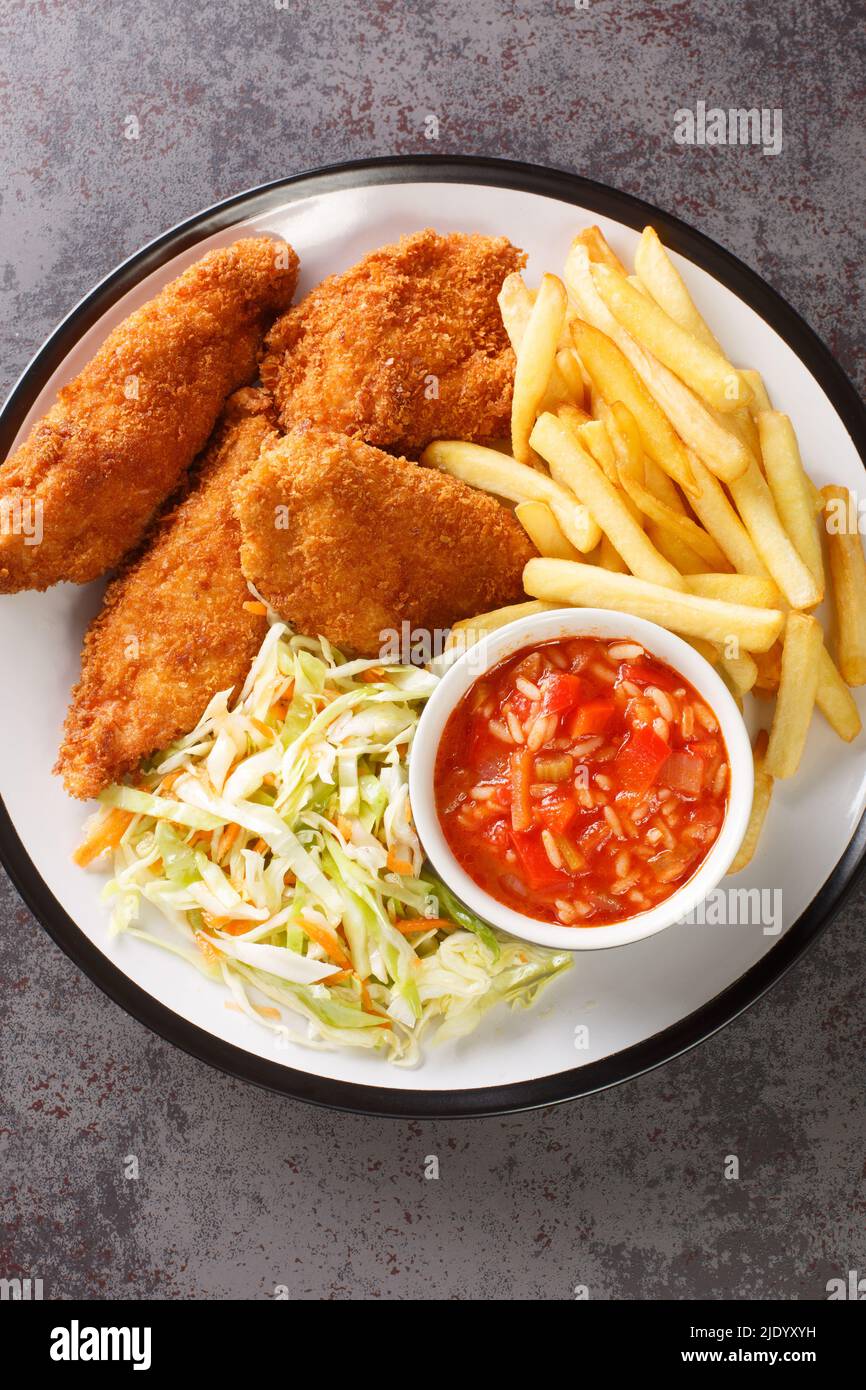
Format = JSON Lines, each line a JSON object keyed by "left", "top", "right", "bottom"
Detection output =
{"left": 234, "top": 429, "right": 536, "bottom": 658}
{"left": 0, "top": 237, "right": 298, "bottom": 592}
{"left": 55, "top": 390, "right": 277, "bottom": 800}
{"left": 259, "top": 230, "right": 525, "bottom": 455}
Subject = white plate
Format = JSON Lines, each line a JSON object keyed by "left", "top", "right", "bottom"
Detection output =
{"left": 2, "top": 158, "right": 865, "bottom": 1116}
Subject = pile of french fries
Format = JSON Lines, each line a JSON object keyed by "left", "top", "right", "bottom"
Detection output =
{"left": 421, "top": 225, "right": 866, "bottom": 873}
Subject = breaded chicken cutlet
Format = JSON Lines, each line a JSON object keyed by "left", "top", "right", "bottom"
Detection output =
{"left": 0, "top": 237, "right": 298, "bottom": 592}
{"left": 234, "top": 429, "right": 536, "bottom": 658}
{"left": 55, "top": 390, "right": 277, "bottom": 799}
{"left": 259, "top": 230, "right": 525, "bottom": 455}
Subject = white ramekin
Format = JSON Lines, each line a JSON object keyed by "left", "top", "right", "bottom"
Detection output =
{"left": 410, "top": 608, "right": 754, "bottom": 951}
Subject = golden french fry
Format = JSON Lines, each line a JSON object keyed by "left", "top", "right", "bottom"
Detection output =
{"left": 498, "top": 273, "right": 571, "bottom": 409}
{"left": 765, "top": 612, "right": 823, "bottom": 777}
{"left": 515, "top": 500, "right": 580, "bottom": 561}
{"left": 607, "top": 400, "right": 644, "bottom": 479}
{"left": 573, "top": 225, "right": 626, "bottom": 273}
{"left": 740, "top": 367, "right": 772, "bottom": 413}
{"left": 730, "top": 730, "right": 773, "bottom": 873}
{"left": 530, "top": 413, "right": 685, "bottom": 589}
{"left": 753, "top": 642, "right": 782, "bottom": 693}
{"left": 567, "top": 243, "right": 750, "bottom": 484}
{"left": 687, "top": 451, "right": 768, "bottom": 577}
{"left": 446, "top": 599, "right": 558, "bottom": 652}
{"left": 646, "top": 521, "right": 711, "bottom": 576}
{"left": 523, "top": 558, "right": 785, "bottom": 652}
{"left": 598, "top": 533, "right": 629, "bottom": 573}
{"left": 591, "top": 261, "right": 751, "bottom": 412}
{"left": 511, "top": 273, "right": 568, "bottom": 463}
{"left": 686, "top": 573, "right": 783, "bottom": 608}
{"left": 758, "top": 412, "right": 824, "bottom": 595}
{"left": 617, "top": 466, "right": 730, "bottom": 569}
{"left": 569, "top": 316, "right": 696, "bottom": 494}
{"left": 718, "top": 650, "right": 758, "bottom": 695}
{"left": 644, "top": 458, "right": 687, "bottom": 514}
{"left": 816, "top": 644, "right": 862, "bottom": 742}
{"left": 569, "top": 416, "right": 618, "bottom": 484}
{"left": 729, "top": 458, "right": 822, "bottom": 608}
{"left": 822, "top": 485, "right": 866, "bottom": 685}
{"left": 554, "top": 348, "right": 586, "bottom": 405}
{"left": 421, "top": 440, "right": 601, "bottom": 553}
{"left": 686, "top": 636, "right": 720, "bottom": 665}
{"left": 634, "top": 226, "right": 722, "bottom": 351}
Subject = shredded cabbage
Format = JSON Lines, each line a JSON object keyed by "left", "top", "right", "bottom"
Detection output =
{"left": 80, "top": 623, "right": 571, "bottom": 1064}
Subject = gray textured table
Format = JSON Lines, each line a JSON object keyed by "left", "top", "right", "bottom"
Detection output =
{"left": 1, "top": 0, "right": 864, "bottom": 1301}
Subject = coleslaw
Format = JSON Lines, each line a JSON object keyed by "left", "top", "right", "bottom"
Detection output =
{"left": 76, "top": 622, "right": 571, "bottom": 1064}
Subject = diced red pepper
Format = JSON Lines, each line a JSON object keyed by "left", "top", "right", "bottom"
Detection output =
{"left": 536, "top": 795, "right": 577, "bottom": 835}
{"left": 567, "top": 697, "right": 616, "bottom": 738}
{"left": 510, "top": 747, "right": 533, "bottom": 832}
{"left": 613, "top": 725, "right": 671, "bottom": 793}
{"left": 620, "top": 662, "right": 679, "bottom": 691}
{"left": 510, "top": 830, "right": 567, "bottom": 889}
{"left": 539, "top": 672, "right": 584, "bottom": 716}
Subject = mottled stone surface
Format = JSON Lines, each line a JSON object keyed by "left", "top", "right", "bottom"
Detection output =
{"left": 1, "top": 0, "right": 864, "bottom": 1301}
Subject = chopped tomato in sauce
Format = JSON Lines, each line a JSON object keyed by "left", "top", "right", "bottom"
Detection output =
{"left": 434, "top": 636, "right": 729, "bottom": 928}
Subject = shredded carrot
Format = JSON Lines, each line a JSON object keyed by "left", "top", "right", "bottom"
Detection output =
{"left": 251, "top": 717, "right": 276, "bottom": 741}
{"left": 73, "top": 809, "right": 134, "bottom": 867}
{"left": 222, "top": 920, "right": 254, "bottom": 937}
{"left": 359, "top": 667, "right": 385, "bottom": 683}
{"left": 386, "top": 847, "right": 414, "bottom": 876}
{"left": 215, "top": 823, "right": 241, "bottom": 863}
{"left": 269, "top": 699, "right": 290, "bottom": 721}
{"left": 335, "top": 814, "right": 354, "bottom": 839}
{"left": 324, "top": 968, "right": 353, "bottom": 986}
{"left": 255, "top": 1005, "right": 281, "bottom": 1021}
{"left": 298, "top": 918, "right": 353, "bottom": 969}
{"left": 243, "top": 600, "right": 268, "bottom": 616}
{"left": 189, "top": 829, "right": 214, "bottom": 848}
{"left": 194, "top": 932, "right": 222, "bottom": 966}
{"left": 253, "top": 838, "right": 269, "bottom": 855}
{"left": 261, "top": 772, "right": 277, "bottom": 787}
{"left": 392, "top": 917, "right": 456, "bottom": 935}
{"left": 357, "top": 976, "right": 390, "bottom": 1022}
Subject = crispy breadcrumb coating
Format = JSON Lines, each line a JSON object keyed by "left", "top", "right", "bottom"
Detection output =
{"left": 259, "top": 230, "right": 524, "bottom": 455}
{"left": 55, "top": 390, "right": 277, "bottom": 799}
{"left": 0, "top": 237, "right": 298, "bottom": 592}
{"left": 234, "top": 428, "right": 536, "bottom": 658}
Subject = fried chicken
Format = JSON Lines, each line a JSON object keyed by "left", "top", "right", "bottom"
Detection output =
{"left": 234, "top": 429, "right": 536, "bottom": 658}
{"left": 259, "top": 230, "right": 524, "bottom": 455}
{"left": 55, "top": 389, "right": 277, "bottom": 799}
{"left": 0, "top": 236, "right": 298, "bottom": 592}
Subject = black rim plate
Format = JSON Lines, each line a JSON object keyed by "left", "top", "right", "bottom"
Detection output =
{"left": 2, "top": 155, "right": 865, "bottom": 1118}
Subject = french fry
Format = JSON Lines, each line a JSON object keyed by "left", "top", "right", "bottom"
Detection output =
{"left": 567, "top": 244, "right": 749, "bottom": 483}
{"left": 591, "top": 261, "right": 751, "bottom": 412}
{"left": 634, "top": 225, "right": 721, "bottom": 352}
{"left": 554, "top": 347, "right": 586, "bottom": 405}
{"left": 569, "top": 316, "right": 696, "bottom": 494}
{"left": 758, "top": 411, "right": 824, "bottom": 594}
{"left": 816, "top": 644, "right": 863, "bottom": 742}
{"left": 598, "top": 533, "right": 629, "bottom": 573}
{"left": 686, "top": 450, "right": 768, "bottom": 577}
{"left": 616, "top": 467, "right": 730, "bottom": 569}
{"left": 718, "top": 650, "right": 758, "bottom": 695}
{"left": 498, "top": 273, "right": 571, "bottom": 408}
{"left": 446, "top": 599, "right": 558, "bottom": 652}
{"left": 729, "top": 458, "right": 822, "bottom": 608}
{"left": 523, "top": 558, "right": 785, "bottom": 652}
{"left": 740, "top": 367, "right": 772, "bottom": 413}
{"left": 765, "top": 612, "right": 823, "bottom": 778}
{"left": 729, "top": 730, "right": 773, "bottom": 873}
{"left": 511, "top": 273, "right": 567, "bottom": 463}
{"left": 686, "top": 573, "right": 783, "bottom": 608}
{"left": 646, "top": 521, "right": 711, "bottom": 575}
{"left": 573, "top": 224, "right": 626, "bottom": 273}
{"left": 567, "top": 415, "right": 618, "bottom": 484}
{"left": 529, "top": 413, "right": 685, "bottom": 589}
{"left": 645, "top": 457, "right": 687, "bottom": 513}
{"left": 822, "top": 485, "right": 866, "bottom": 685}
{"left": 421, "top": 439, "right": 601, "bottom": 553}
{"left": 515, "top": 500, "right": 581, "bottom": 561}
{"left": 753, "top": 642, "right": 782, "bottom": 693}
